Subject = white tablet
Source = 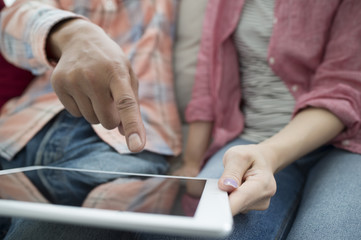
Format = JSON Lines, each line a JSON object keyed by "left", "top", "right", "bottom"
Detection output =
{"left": 0, "top": 166, "right": 233, "bottom": 238}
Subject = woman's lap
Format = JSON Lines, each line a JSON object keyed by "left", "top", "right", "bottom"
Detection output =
{"left": 191, "top": 138, "right": 361, "bottom": 239}
{"left": 287, "top": 148, "right": 361, "bottom": 239}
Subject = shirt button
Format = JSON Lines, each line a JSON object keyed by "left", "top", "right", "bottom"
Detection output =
{"left": 273, "top": 17, "right": 278, "bottom": 24}
{"left": 105, "top": 0, "right": 116, "bottom": 11}
{"left": 291, "top": 85, "right": 298, "bottom": 92}
{"left": 269, "top": 57, "right": 275, "bottom": 65}
{"left": 342, "top": 140, "right": 350, "bottom": 146}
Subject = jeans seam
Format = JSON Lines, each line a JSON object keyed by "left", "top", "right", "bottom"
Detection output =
{"left": 274, "top": 190, "right": 302, "bottom": 240}
{"left": 34, "top": 112, "right": 82, "bottom": 166}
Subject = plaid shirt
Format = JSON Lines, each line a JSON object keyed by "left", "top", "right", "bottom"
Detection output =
{"left": 0, "top": 0, "right": 182, "bottom": 160}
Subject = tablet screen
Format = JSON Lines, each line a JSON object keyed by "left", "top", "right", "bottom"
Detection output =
{"left": 0, "top": 168, "right": 205, "bottom": 217}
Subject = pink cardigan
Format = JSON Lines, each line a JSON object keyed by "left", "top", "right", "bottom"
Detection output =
{"left": 186, "top": 0, "right": 361, "bottom": 160}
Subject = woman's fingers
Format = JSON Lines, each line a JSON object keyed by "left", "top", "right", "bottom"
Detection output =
{"left": 228, "top": 171, "right": 276, "bottom": 215}
{"left": 218, "top": 146, "right": 254, "bottom": 192}
{"left": 218, "top": 145, "right": 277, "bottom": 215}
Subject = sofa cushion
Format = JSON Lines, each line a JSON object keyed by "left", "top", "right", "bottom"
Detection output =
{"left": 0, "top": 0, "right": 34, "bottom": 108}
{"left": 174, "top": 0, "right": 207, "bottom": 124}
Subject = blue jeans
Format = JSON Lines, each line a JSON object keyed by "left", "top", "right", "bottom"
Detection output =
{"left": 0, "top": 110, "right": 169, "bottom": 239}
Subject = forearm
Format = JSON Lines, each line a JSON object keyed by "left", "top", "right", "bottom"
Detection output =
{"left": 260, "top": 107, "right": 344, "bottom": 173}
{"left": 183, "top": 121, "right": 213, "bottom": 167}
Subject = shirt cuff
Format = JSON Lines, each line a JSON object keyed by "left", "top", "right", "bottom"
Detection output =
{"left": 294, "top": 85, "right": 361, "bottom": 142}
{"left": 30, "top": 9, "right": 86, "bottom": 73}
{"left": 185, "top": 97, "right": 214, "bottom": 123}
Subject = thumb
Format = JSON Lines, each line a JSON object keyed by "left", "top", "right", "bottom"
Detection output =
{"left": 218, "top": 148, "right": 253, "bottom": 192}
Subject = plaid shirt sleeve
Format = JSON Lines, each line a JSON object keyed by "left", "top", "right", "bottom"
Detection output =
{"left": 0, "top": 0, "right": 82, "bottom": 75}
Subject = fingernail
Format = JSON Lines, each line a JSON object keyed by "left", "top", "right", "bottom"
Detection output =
{"left": 223, "top": 178, "right": 239, "bottom": 188}
{"left": 128, "top": 133, "right": 142, "bottom": 151}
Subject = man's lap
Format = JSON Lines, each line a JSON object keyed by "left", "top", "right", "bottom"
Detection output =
{"left": 0, "top": 110, "right": 168, "bottom": 173}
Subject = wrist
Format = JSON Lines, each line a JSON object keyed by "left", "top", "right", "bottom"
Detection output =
{"left": 257, "top": 142, "right": 282, "bottom": 174}
{"left": 46, "top": 19, "right": 100, "bottom": 61}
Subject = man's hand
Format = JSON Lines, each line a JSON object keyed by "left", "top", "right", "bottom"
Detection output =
{"left": 47, "top": 19, "right": 145, "bottom": 152}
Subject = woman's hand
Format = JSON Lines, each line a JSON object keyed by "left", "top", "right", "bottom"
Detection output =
{"left": 47, "top": 19, "right": 145, "bottom": 152}
{"left": 218, "top": 144, "right": 277, "bottom": 215}
{"left": 218, "top": 107, "right": 345, "bottom": 216}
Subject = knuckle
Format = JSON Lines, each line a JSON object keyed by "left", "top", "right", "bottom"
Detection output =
{"left": 67, "top": 68, "right": 81, "bottom": 82}
{"left": 265, "top": 188, "right": 276, "bottom": 199}
{"left": 108, "top": 61, "right": 129, "bottom": 80}
{"left": 79, "top": 108, "right": 99, "bottom": 125}
{"left": 122, "top": 120, "right": 139, "bottom": 133}
{"left": 259, "top": 200, "right": 271, "bottom": 211}
{"left": 250, "top": 196, "right": 272, "bottom": 212}
{"left": 101, "top": 120, "right": 118, "bottom": 130}
{"left": 67, "top": 108, "right": 82, "bottom": 117}
{"left": 115, "top": 95, "right": 138, "bottom": 112}
{"left": 51, "top": 71, "right": 66, "bottom": 90}
{"left": 224, "top": 147, "right": 253, "bottom": 165}
{"left": 268, "top": 178, "right": 277, "bottom": 197}
{"left": 84, "top": 114, "right": 100, "bottom": 125}
{"left": 81, "top": 68, "right": 97, "bottom": 84}
{"left": 260, "top": 177, "right": 277, "bottom": 199}
{"left": 100, "top": 113, "right": 120, "bottom": 130}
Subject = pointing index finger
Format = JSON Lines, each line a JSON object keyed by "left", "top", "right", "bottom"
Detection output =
{"left": 110, "top": 68, "right": 146, "bottom": 152}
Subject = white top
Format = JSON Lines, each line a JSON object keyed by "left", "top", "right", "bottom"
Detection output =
{"left": 234, "top": 0, "right": 295, "bottom": 143}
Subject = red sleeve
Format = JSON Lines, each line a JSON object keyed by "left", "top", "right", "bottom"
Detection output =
{"left": 294, "top": 0, "right": 361, "bottom": 143}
